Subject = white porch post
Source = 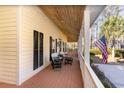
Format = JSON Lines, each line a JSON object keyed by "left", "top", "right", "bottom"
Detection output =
{"left": 84, "top": 8, "right": 90, "bottom": 65}
{"left": 17, "top": 5, "right": 22, "bottom": 85}
{"left": 78, "top": 29, "right": 83, "bottom": 54}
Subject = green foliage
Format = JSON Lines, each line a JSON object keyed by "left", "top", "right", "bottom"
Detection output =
{"left": 90, "top": 48, "right": 111, "bottom": 55}
{"left": 91, "top": 64, "right": 112, "bottom": 88}
{"left": 102, "top": 80, "right": 112, "bottom": 88}
{"left": 90, "top": 52, "right": 95, "bottom": 56}
{"left": 115, "top": 49, "right": 124, "bottom": 58}
{"left": 90, "top": 52, "right": 95, "bottom": 65}
{"left": 106, "top": 48, "right": 124, "bottom": 57}
{"left": 100, "top": 16, "right": 124, "bottom": 46}
{"left": 121, "top": 50, "right": 124, "bottom": 58}
{"left": 90, "top": 57, "right": 93, "bottom": 65}
{"left": 90, "top": 48, "right": 102, "bottom": 55}
{"left": 100, "top": 16, "right": 124, "bottom": 38}
{"left": 90, "top": 48, "right": 124, "bottom": 58}
{"left": 107, "top": 48, "right": 112, "bottom": 54}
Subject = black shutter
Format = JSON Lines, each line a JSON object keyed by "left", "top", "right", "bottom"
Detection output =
{"left": 55, "top": 39, "right": 57, "bottom": 52}
{"left": 60, "top": 40, "right": 61, "bottom": 52}
{"left": 39, "top": 32, "right": 43, "bottom": 67}
{"left": 65, "top": 43, "right": 67, "bottom": 52}
{"left": 64, "top": 42, "right": 66, "bottom": 52}
{"left": 63, "top": 42, "right": 64, "bottom": 52}
{"left": 50, "top": 36, "right": 52, "bottom": 61}
{"left": 33, "top": 31, "right": 39, "bottom": 70}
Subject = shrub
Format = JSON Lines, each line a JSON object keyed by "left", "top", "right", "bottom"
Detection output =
{"left": 108, "top": 48, "right": 124, "bottom": 58}
{"left": 91, "top": 65, "right": 112, "bottom": 88}
{"left": 116, "top": 49, "right": 124, "bottom": 58}
{"left": 90, "top": 57, "right": 93, "bottom": 65}
{"left": 115, "top": 49, "right": 121, "bottom": 57}
{"left": 90, "top": 48, "right": 124, "bottom": 58}
{"left": 90, "top": 48, "right": 112, "bottom": 55}
{"left": 122, "top": 51, "right": 124, "bottom": 58}
{"left": 90, "top": 52, "right": 95, "bottom": 65}
{"left": 90, "top": 48, "right": 102, "bottom": 55}
{"left": 107, "top": 48, "right": 112, "bottom": 54}
{"left": 90, "top": 52, "right": 95, "bottom": 56}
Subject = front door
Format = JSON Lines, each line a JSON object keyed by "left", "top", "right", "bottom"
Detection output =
{"left": 33, "top": 30, "right": 44, "bottom": 70}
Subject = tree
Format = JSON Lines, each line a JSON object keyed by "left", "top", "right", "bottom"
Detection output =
{"left": 100, "top": 16, "right": 124, "bottom": 62}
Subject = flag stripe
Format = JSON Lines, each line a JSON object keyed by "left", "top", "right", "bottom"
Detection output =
{"left": 95, "top": 41, "right": 108, "bottom": 57}
{"left": 94, "top": 35, "right": 108, "bottom": 64}
{"left": 95, "top": 41, "right": 108, "bottom": 62}
{"left": 95, "top": 41, "right": 108, "bottom": 56}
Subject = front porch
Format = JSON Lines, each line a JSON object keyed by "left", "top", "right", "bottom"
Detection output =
{"left": 0, "top": 52, "right": 83, "bottom": 88}
{"left": 0, "top": 5, "right": 106, "bottom": 88}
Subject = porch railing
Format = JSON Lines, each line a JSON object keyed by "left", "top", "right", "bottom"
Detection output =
{"left": 78, "top": 52, "right": 104, "bottom": 88}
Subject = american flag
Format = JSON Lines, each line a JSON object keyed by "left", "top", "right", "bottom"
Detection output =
{"left": 94, "top": 35, "right": 108, "bottom": 64}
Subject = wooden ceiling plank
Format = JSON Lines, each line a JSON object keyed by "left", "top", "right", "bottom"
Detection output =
{"left": 39, "top": 5, "right": 85, "bottom": 42}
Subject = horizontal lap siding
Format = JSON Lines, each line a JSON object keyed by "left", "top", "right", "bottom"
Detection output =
{"left": 0, "top": 6, "right": 17, "bottom": 84}
{"left": 19, "top": 6, "right": 67, "bottom": 84}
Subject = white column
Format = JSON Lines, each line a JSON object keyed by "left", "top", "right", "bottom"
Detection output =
{"left": 17, "top": 5, "right": 23, "bottom": 85}
{"left": 84, "top": 9, "right": 90, "bottom": 65}
{"left": 79, "top": 30, "right": 83, "bottom": 53}
{"left": 78, "top": 29, "right": 82, "bottom": 55}
{"left": 78, "top": 24, "right": 84, "bottom": 72}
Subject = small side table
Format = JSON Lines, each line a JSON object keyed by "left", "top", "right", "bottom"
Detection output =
{"left": 64, "top": 57, "right": 73, "bottom": 65}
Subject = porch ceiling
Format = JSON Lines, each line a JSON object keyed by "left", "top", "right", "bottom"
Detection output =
{"left": 39, "top": 5, "right": 85, "bottom": 42}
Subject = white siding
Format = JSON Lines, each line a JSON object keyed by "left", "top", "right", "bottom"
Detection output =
{"left": 0, "top": 6, "right": 17, "bottom": 84}
{"left": 19, "top": 6, "right": 67, "bottom": 84}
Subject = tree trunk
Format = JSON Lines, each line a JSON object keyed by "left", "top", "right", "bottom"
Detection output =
{"left": 112, "top": 46, "right": 115, "bottom": 62}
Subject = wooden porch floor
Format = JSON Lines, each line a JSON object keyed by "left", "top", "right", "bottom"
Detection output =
{"left": 0, "top": 52, "right": 83, "bottom": 88}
